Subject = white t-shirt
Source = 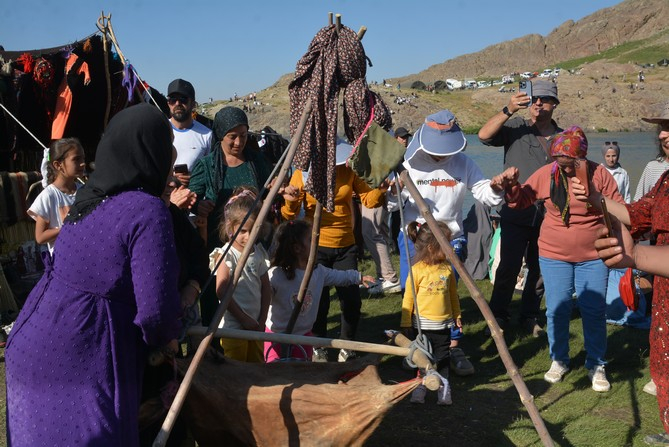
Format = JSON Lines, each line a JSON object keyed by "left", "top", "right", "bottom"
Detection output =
{"left": 27, "top": 184, "right": 78, "bottom": 253}
{"left": 399, "top": 150, "right": 504, "bottom": 238}
{"left": 172, "top": 120, "right": 213, "bottom": 171}
{"left": 267, "top": 265, "right": 360, "bottom": 335}
{"left": 209, "top": 243, "right": 269, "bottom": 329}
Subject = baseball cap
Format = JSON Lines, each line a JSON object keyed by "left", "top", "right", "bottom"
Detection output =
{"left": 167, "top": 79, "right": 195, "bottom": 99}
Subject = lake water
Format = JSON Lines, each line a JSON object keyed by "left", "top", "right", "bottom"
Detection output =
{"left": 460, "top": 131, "right": 659, "bottom": 214}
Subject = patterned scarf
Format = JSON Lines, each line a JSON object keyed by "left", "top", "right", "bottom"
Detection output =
{"left": 549, "top": 126, "right": 588, "bottom": 226}
{"left": 289, "top": 25, "right": 391, "bottom": 212}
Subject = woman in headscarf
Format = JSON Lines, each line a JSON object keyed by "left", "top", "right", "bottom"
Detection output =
{"left": 494, "top": 126, "right": 624, "bottom": 393}
{"left": 5, "top": 103, "right": 182, "bottom": 446}
{"left": 189, "top": 106, "right": 272, "bottom": 251}
{"left": 188, "top": 106, "right": 272, "bottom": 326}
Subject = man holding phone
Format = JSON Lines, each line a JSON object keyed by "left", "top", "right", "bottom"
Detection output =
{"left": 478, "top": 79, "right": 562, "bottom": 337}
{"left": 167, "top": 78, "right": 213, "bottom": 187}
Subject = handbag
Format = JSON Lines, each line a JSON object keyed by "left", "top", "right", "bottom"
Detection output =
{"left": 618, "top": 268, "right": 640, "bottom": 312}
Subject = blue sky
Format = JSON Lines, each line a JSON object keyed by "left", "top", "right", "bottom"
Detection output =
{"left": 2, "top": 0, "right": 623, "bottom": 102}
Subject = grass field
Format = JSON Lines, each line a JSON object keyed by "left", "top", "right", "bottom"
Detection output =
{"left": 0, "top": 255, "right": 662, "bottom": 446}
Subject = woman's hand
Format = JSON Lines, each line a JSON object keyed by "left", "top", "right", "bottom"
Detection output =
{"left": 490, "top": 167, "right": 519, "bottom": 192}
{"left": 571, "top": 177, "right": 602, "bottom": 207}
{"left": 279, "top": 184, "right": 300, "bottom": 202}
{"left": 170, "top": 186, "right": 196, "bottom": 209}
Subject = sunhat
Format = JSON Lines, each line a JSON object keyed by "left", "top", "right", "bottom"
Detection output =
{"left": 405, "top": 109, "right": 466, "bottom": 162}
{"left": 642, "top": 102, "right": 669, "bottom": 124}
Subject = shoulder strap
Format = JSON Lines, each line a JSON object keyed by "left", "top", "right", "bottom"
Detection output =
{"left": 526, "top": 119, "right": 553, "bottom": 159}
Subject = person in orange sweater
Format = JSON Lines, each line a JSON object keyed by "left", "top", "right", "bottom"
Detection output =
{"left": 282, "top": 139, "right": 388, "bottom": 362}
{"left": 492, "top": 126, "right": 624, "bottom": 392}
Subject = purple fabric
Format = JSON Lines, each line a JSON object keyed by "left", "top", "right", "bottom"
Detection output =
{"left": 5, "top": 191, "right": 181, "bottom": 446}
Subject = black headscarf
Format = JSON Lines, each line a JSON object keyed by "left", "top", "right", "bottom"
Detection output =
{"left": 66, "top": 103, "right": 173, "bottom": 222}
{"left": 211, "top": 106, "right": 250, "bottom": 192}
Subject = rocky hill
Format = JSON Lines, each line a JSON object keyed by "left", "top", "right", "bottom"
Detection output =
{"left": 201, "top": 0, "right": 669, "bottom": 136}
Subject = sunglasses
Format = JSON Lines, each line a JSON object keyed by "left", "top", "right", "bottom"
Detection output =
{"left": 604, "top": 141, "right": 618, "bottom": 145}
{"left": 532, "top": 96, "right": 555, "bottom": 104}
{"left": 167, "top": 96, "right": 189, "bottom": 105}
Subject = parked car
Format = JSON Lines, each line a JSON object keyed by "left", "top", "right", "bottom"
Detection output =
{"left": 520, "top": 72, "right": 533, "bottom": 79}
{"left": 446, "top": 79, "right": 462, "bottom": 90}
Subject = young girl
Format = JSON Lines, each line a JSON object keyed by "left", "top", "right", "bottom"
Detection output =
{"left": 600, "top": 142, "right": 631, "bottom": 203}
{"left": 28, "top": 138, "right": 85, "bottom": 254}
{"left": 401, "top": 220, "right": 460, "bottom": 406}
{"left": 265, "top": 220, "right": 375, "bottom": 362}
{"left": 209, "top": 186, "right": 271, "bottom": 363}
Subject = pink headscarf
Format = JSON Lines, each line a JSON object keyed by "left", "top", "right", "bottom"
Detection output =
{"left": 549, "top": 126, "right": 588, "bottom": 159}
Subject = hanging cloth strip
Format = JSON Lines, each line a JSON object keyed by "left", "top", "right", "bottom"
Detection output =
{"left": 288, "top": 24, "right": 392, "bottom": 211}
{"left": 51, "top": 53, "right": 91, "bottom": 140}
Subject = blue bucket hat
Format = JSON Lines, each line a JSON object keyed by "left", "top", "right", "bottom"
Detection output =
{"left": 335, "top": 138, "right": 353, "bottom": 166}
{"left": 405, "top": 109, "right": 467, "bottom": 161}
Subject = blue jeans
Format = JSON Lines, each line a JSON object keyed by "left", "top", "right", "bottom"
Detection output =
{"left": 539, "top": 257, "right": 609, "bottom": 370}
{"left": 399, "top": 230, "right": 466, "bottom": 341}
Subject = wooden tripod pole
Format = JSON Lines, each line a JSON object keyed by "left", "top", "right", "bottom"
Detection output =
{"left": 398, "top": 169, "right": 554, "bottom": 447}
{"left": 152, "top": 98, "right": 313, "bottom": 447}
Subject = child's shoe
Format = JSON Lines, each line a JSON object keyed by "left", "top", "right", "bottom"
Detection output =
{"left": 337, "top": 348, "right": 356, "bottom": 362}
{"left": 450, "top": 347, "right": 475, "bottom": 376}
{"left": 312, "top": 347, "right": 328, "bottom": 362}
{"left": 410, "top": 385, "right": 426, "bottom": 404}
{"left": 437, "top": 383, "right": 452, "bottom": 405}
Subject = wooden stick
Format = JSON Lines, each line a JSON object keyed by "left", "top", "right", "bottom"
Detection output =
{"left": 186, "top": 327, "right": 440, "bottom": 391}
{"left": 283, "top": 203, "right": 322, "bottom": 336}
{"left": 357, "top": 26, "right": 367, "bottom": 40}
{"left": 96, "top": 12, "right": 112, "bottom": 128}
{"left": 398, "top": 170, "right": 555, "bottom": 447}
{"left": 328, "top": 12, "right": 333, "bottom": 25}
{"left": 153, "top": 98, "right": 313, "bottom": 447}
{"left": 335, "top": 14, "right": 342, "bottom": 32}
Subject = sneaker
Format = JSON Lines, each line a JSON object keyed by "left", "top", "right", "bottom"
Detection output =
{"left": 337, "top": 348, "right": 356, "bottom": 362}
{"left": 437, "top": 383, "right": 453, "bottom": 406}
{"left": 449, "top": 347, "right": 475, "bottom": 376}
{"left": 368, "top": 279, "right": 402, "bottom": 295}
{"left": 544, "top": 360, "right": 569, "bottom": 383}
{"left": 643, "top": 433, "right": 669, "bottom": 445}
{"left": 522, "top": 317, "right": 545, "bottom": 338}
{"left": 484, "top": 317, "right": 506, "bottom": 336}
{"left": 643, "top": 379, "right": 657, "bottom": 396}
{"left": 410, "top": 385, "right": 426, "bottom": 404}
{"left": 588, "top": 365, "right": 611, "bottom": 392}
{"left": 312, "top": 347, "right": 328, "bottom": 362}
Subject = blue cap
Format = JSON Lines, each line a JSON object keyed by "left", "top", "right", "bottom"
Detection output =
{"left": 405, "top": 109, "right": 467, "bottom": 161}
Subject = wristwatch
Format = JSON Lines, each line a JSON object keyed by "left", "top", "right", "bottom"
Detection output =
{"left": 502, "top": 106, "right": 513, "bottom": 117}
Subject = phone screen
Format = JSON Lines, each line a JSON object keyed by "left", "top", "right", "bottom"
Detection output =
{"left": 174, "top": 164, "right": 188, "bottom": 174}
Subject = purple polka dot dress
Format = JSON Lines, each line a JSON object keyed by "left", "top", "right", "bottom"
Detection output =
{"left": 5, "top": 191, "right": 182, "bottom": 446}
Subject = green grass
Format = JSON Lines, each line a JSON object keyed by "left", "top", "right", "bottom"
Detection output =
{"left": 338, "top": 254, "right": 661, "bottom": 446}
{"left": 0, "top": 253, "right": 662, "bottom": 446}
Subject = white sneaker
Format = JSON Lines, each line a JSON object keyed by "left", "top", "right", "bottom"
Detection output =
{"left": 337, "top": 348, "right": 356, "bottom": 362}
{"left": 643, "top": 379, "right": 657, "bottom": 396}
{"left": 312, "top": 347, "right": 328, "bottom": 362}
{"left": 437, "top": 383, "right": 452, "bottom": 405}
{"left": 368, "top": 279, "right": 402, "bottom": 295}
{"left": 410, "top": 385, "right": 426, "bottom": 404}
{"left": 588, "top": 365, "right": 611, "bottom": 392}
{"left": 544, "top": 360, "right": 569, "bottom": 383}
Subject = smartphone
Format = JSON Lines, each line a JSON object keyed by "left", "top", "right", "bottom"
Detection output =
{"left": 574, "top": 159, "right": 589, "bottom": 196}
{"left": 174, "top": 164, "right": 188, "bottom": 174}
{"left": 519, "top": 80, "right": 532, "bottom": 106}
{"left": 600, "top": 198, "right": 614, "bottom": 236}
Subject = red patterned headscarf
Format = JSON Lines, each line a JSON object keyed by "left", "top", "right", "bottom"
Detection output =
{"left": 549, "top": 126, "right": 589, "bottom": 226}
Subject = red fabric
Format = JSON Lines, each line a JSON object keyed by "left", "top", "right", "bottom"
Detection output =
{"left": 51, "top": 54, "right": 91, "bottom": 139}
{"left": 626, "top": 171, "right": 669, "bottom": 433}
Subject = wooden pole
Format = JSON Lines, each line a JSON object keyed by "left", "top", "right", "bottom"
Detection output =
{"left": 153, "top": 98, "right": 313, "bottom": 447}
{"left": 398, "top": 170, "right": 555, "bottom": 447}
{"left": 95, "top": 12, "right": 112, "bottom": 128}
{"left": 186, "top": 327, "right": 441, "bottom": 391}
{"left": 283, "top": 204, "right": 322, "bottom": 336}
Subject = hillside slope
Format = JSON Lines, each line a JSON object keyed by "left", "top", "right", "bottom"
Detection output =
{"left": 201, "top": 0, "right": 669, "bottom": 136}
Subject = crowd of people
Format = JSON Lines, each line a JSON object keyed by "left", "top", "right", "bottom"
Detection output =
{"left": 4, "top": 75, "right": 669, "bottom": 445}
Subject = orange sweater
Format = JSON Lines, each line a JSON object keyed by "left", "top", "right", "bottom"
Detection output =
{"left": 281, "top": 165, "right": 384, "bottom": 248}
{"left": 506, "top": 161, "right": 624, "bottom": 262}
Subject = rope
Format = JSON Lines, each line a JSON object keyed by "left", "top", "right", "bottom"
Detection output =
{"left": 0, "top": 103, "right": 48, "bottom": 150}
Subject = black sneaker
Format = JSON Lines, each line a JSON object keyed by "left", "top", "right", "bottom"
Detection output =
{"left": 522, "top": 317, "right": 545, "bottom": 338}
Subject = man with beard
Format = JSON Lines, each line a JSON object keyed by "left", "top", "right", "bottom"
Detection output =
{"left": 478, "top": 79, "right": 562, "bottom": 337}
{"left": 167, "top": 79, "right": 213, "bottom": 187}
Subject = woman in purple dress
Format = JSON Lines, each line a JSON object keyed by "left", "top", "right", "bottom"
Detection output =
{"left": 5, "top": 104, "right": 182, "bottom": 446}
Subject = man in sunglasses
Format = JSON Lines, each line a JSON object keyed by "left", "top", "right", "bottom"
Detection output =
{"left": 478, "top": 79, "right": 562, "bottom": 338}
{"left": 167, "top": 78, "right": 213, "bottom": 187}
